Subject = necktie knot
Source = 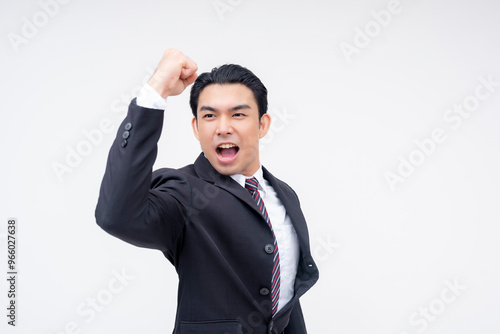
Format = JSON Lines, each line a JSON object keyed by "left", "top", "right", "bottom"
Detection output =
{"left": 245, "top": 177, "right": 259, "bottom": 194}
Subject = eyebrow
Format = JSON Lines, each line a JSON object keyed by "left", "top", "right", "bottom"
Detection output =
{"left": 199, "top": 104, "right": 252, "bottom": 112}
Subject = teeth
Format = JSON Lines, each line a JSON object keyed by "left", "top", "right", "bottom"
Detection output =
{"left": 218, "top": 143, "right": 236, "bottom": 149}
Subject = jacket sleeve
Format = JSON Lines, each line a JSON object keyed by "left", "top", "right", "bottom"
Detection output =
{"left": 95, "top": 99, "right": 188, "bottom": 260}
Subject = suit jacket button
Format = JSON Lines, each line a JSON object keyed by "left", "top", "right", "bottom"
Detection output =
{"left": 124, "top": 122, "right": 132, "bottom": 130}
{"left": 122, "top": 131, "right": 130, "bottom": 139}
{"left": 260, "top": 288, "right": 269, "bottom": 296}
{"left": 264, "top": 244, "right": 274, "bottom": 254}
{"left": 121, "top": 139, "right": 128, "bottom": 147}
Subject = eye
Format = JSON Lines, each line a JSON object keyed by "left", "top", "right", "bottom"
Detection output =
{"left": 233, "top": 113, "right": 245, "bottom": 117}
{"left": 203, "top": 113, "right": 215, "bottom": 118}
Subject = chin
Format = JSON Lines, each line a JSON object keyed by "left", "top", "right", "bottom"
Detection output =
{"left": 214, "top": 164, "right": 239, "bottom": 176}
{"left": 204, "top": 156, "right": 235, "bottom": 175}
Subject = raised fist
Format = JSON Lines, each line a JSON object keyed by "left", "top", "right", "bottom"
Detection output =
{"left": 148, "top": 49, "right": 198, "bottom": 98}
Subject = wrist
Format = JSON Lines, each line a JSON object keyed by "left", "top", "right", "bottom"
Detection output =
{"left": 147, "top": 77, "right": 171, "bottom": 99}
{"left": 137, "top": 83, "right": 168, "bottom": 110}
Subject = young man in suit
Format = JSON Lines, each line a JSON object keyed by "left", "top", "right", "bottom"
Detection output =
{"left": 95, "top": 49, "right": 319, "bottom": 333}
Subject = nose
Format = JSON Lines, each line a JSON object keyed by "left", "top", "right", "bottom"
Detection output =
{"left": 216, "top": 116, "right": 233, "bottom": 136}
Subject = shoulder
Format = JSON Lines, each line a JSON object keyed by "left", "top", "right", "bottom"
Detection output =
{"left": 151, "top": 163, "right": 197, "bottom": 184}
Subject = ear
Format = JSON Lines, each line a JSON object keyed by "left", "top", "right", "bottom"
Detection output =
{"left": 191, "top": 117, "right": 200, "bottom": 141}
{"left": 258, "top": 113, "right": 271, "bottom": 139}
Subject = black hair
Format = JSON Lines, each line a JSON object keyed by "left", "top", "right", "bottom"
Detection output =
{"left": 189, "top": 64, "right": 268, "bottom": 119}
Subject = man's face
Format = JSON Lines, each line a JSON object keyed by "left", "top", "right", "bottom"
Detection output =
{"left": 192, "top": 83, "right": 270, "bottom": 176}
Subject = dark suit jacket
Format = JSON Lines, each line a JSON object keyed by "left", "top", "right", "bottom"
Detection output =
{"left": 95, "top": 100, "right": 319, "bottom": 334}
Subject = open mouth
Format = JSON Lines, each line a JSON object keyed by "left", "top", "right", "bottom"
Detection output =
{"left": 216, "top": 143, "right": 240, "bottom": 161}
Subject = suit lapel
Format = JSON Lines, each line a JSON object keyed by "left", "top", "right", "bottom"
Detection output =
{"left": 193, "top": 153, "right": 265, "bottom": 218}
{"left": 262, "top": 167, "right": 310, "bottom": 250}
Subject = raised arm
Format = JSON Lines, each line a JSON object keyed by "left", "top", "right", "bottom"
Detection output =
{"left": 95, "top": 49, "right": 197, "bottom": 258}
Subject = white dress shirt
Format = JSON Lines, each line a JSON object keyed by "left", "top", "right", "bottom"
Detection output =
{"left": 136, "top": 83, "right": 300, "bottom": 313}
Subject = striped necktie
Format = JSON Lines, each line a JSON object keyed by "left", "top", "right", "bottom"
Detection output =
{"left": 245, "top": 177, "right": 281, "bottom": 316}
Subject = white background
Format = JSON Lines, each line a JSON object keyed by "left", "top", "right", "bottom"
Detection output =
{"left": 1, "top": 0, "right": 500, "bottom": 333}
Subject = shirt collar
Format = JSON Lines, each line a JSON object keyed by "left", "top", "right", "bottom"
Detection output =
{"left": 230, "top": 166, "right": 267, "bottom": 195}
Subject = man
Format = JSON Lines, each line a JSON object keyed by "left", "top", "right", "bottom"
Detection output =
{"left": 95, "top": 49, "right": 319, "bottom": 333}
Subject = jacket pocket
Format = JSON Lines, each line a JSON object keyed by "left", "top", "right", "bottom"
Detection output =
{"left": 179, "top": 320, "right": 243, "bottom": 333}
